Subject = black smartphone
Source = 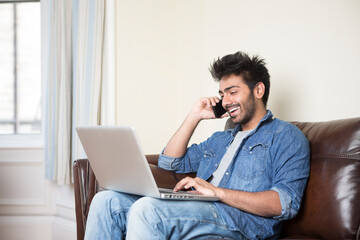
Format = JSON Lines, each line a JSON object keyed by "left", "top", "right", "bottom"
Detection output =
{"left": 212, "top": 99, "right": 227, "bottom": 118}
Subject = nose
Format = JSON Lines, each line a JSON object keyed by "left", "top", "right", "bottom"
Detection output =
{"left": 222, "top": 94, "right": 231, "bottom": 108}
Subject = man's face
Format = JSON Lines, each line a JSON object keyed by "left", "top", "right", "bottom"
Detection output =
{"left": 219, "top": 74, "right": 256, "bottom": 125}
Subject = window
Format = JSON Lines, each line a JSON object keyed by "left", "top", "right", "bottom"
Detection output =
{"left": 0, "top": 1, "right": 41, "bottom": 136}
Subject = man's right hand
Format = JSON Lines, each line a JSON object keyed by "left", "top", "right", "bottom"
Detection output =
{"left": 163, "top": 97, "right": 228, "bottom": 158}
{"left": 190, "top": 96, "right": 227, "bottom": 121}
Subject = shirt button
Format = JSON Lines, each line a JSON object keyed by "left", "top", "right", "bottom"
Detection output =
{"left": 215, "top": 164, "right": 218, "bottom": 166}
{"left": 204, "top": 155, "right": 206, "bottom": 157}
{"left": 250, "top": 151, "right": 252, "bottom": 154}
{"left": 225, "top": 172, "right": 229, "bottom": 175}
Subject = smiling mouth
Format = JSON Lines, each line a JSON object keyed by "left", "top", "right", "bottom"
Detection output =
{"left": 229, "top": 107, "right": 240, "bottom": 113}
{"left": 227, "top": 106, "right": 240, "bottom": 117}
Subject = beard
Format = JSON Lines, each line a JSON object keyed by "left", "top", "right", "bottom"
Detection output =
{"left": 229, "top": 92, "right": 256, "bottom": 125}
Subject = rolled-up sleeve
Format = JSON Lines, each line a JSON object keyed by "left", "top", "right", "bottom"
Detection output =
{"left": 157, "top": 142, "right": 204, "bottom": 173}
{"left": 271, "top": 124, "right": 310, "bottom": 220}
{"left": 271, "top": 186, "right": 298, "bottom": 220}
{"left": 158, "top": 130, "right": 232, "bottom": 174}
{"left": 158, "top": 149, "right": 183, "bottom": 171}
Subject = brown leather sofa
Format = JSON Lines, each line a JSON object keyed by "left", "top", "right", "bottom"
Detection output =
{"left": 73, "top": 117, "right": 360, "bottom": 239}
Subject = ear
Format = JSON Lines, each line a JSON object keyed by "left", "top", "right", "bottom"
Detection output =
{"left": 254, "top": 82, "right": 265, "bottom": 99}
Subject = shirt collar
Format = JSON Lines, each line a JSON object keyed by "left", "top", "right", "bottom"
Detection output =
{"left": 229, "top": 110, "right": 274, "bottom": 137}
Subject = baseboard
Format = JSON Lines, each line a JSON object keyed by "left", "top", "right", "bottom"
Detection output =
{"left": 52, "top": 216, "right": 76, "bottom": 240}
{"left": 0, "top": 215, "right": 76, "bottom": 240}
{"left": 0, "top": 215, "right": 53, "bottom": 240}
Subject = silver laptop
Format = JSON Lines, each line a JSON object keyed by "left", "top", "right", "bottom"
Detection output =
{"left": 76, "top": 126, "right": 219, "bottom": 201}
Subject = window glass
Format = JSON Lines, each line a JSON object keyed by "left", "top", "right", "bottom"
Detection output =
{"left": 0, "top": 2, "right": 41, "bottom": 135}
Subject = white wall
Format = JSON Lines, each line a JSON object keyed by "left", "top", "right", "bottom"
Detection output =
{"left": 0, "top": 148, "right": 76, "bottom": 240}
{"left": 0, "top": 148, "right": 53, "bottom": 240}
{"left": 116, "top": 0, "right": 360, "bottom": 152}
{"left": 116, "top": 0, "right": 179, "bottom": 153}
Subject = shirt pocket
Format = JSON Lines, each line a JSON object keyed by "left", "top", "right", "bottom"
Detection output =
{"left": 203, "top": 148, "right": 215, "bottom": 158}
{"left": 237, "top": 143, "right": 268, "bottom": 180}
{"left": 197, "top": 144, "right": 215, "bottom": 162}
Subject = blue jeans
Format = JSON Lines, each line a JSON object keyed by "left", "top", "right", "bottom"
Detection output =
{"left": 84, "top": 190, "right": 244, "bottom": 239}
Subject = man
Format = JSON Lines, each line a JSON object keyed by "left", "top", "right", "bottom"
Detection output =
{"left": 85, "top": 51, "right": 310, "bottom": 239}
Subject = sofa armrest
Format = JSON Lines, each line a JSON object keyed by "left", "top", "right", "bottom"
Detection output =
{"left": 73, "top": 159, "right": 99, "bottom": 240}
{"left": 146, "top": 154, "right": 159, "bottom": 165}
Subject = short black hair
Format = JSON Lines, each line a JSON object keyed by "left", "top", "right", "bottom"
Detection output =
{"left": 209, "top": 51, "right": 270, "bottom": 107}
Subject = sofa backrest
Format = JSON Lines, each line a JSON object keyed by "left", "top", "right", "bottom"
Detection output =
{"left": 284, "top": 118, "right": 360, "bottom": 239}
{"left": 226, "top": 117, "right": 360, "bottom": 239}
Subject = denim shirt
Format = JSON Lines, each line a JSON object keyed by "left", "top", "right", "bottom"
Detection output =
{"left": 158, "top": 110, "right": 310, "bottom": 239}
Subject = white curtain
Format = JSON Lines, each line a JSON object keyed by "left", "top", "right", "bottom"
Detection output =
{"left": 42, "top": 0, "right": 116, "bottom": 184}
